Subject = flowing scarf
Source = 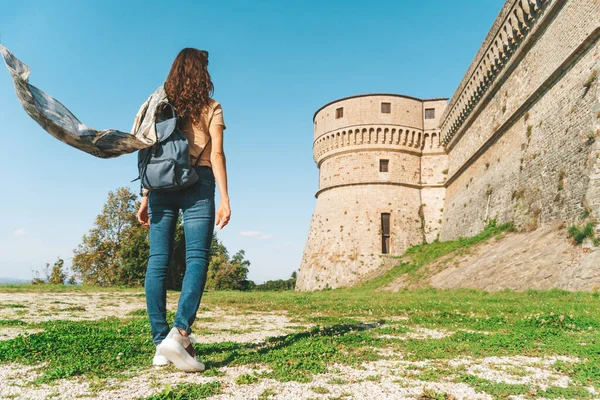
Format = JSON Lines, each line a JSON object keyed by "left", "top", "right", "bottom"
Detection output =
{"left": 0, "top": 44, "right": 161, "bottom": 158}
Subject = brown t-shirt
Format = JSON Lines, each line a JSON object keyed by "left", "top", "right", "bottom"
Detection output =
{"left": 179, "top": 99, "right": 226, "bottom": 168}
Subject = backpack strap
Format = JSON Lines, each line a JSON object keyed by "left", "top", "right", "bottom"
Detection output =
{"left": 193, "top": 137, "right": 212, "bottom": 168}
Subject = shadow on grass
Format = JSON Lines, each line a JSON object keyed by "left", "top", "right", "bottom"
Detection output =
{"left": 0, "top": 317, "right": 385, "bottom": 383}
{"left": 201, "top": 321, "right": 385, "bottom": 370}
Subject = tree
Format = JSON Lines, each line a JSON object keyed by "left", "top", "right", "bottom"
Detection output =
{"left": 31, "top": 269, "right": 46, "bottom": 285}
{"left": 72, "top": 187, "right": 139, "bottom": 286}
{"left": 115, "top": 202, "right": 186, "bottom": 289}
{"left": 48, "top": 257, "right": 66, "bottom": 285}
{"left": 32, "top": 257, "right": 66, "bottom": 285}
{"left": 205, "top": 236, "right": 251, "bottom": 290}
{"left": 119, "top": 216, "right": 150, "bottom": 287}
{"left": 253, "top": 270, "right": 297, "bottom": 291}
{"left": 71, "top": 187, "right": 250, "bottom": 290}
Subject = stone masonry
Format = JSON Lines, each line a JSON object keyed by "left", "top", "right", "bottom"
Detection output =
{"left": 298, "top": 0, "right": 600, "bottom": 291}
{"left": 296, "top": 95, "right": 448, "bottom": 290}
{"left": 440, "top": 0, "right": 600, "bottom": 239}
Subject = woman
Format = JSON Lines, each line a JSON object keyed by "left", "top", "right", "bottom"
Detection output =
{"left": 137, "top": 48, "right": 230, "bottom": 373}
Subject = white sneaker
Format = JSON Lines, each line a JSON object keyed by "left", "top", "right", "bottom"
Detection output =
{"left": 158, "top": 327, "right": 205, "bottom": 372}
{"left": 153, "top": 345, "right": 171, "bottom": 366}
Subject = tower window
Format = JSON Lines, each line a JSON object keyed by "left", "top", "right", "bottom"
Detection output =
{"left": 381, "top": 102, "right": 391, "bottom": 114}
{"left": 379, "top": 159, "right": 389, "bottom": 172}
{"left": 425, "top": 108, "right": 435, "bottom": 119}
{"left": 381, "top": 213, "right": 391, "bottom": 254}
{"left": 335, "top": 107, "right": 344, "bottom": 119}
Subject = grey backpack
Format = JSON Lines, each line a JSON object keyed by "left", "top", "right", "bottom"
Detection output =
{"left": 136, "top": 103, "right": 209, "bottom": 192}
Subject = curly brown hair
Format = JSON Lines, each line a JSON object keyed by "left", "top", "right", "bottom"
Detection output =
{"left": 164, "top": 48, "right": 214, "bottom": 126}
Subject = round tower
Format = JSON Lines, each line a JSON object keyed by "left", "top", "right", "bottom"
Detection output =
{"left": 297, "top": 94, "right": 448, "bottom": 291}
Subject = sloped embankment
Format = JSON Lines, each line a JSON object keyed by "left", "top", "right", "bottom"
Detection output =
{"left": 361, "top": 223, "right": 600, "bottom": 292}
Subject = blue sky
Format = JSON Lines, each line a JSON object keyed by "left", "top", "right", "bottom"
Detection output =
{"left": 0, "top": 0, "right": 504, "bottom": 283}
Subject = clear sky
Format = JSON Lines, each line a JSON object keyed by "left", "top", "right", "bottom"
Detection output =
{"left": 0, "top": 0, "right": 505, "bottom": 283}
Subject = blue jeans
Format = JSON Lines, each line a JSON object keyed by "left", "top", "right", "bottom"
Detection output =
{"left": 145, "top": 166, "right": 215, "bottom": 345}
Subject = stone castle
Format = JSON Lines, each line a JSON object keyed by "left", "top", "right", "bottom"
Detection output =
{"left": 297, "top": 0, "right": 600, "bottom": 291}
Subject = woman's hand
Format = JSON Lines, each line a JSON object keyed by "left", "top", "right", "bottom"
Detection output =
{"left": 209, "top": 123, "right": 230, "bottom": 231}
{"left": 216, "top": 200, "right": 231, "bottom": 230}
{"left": 138, "top": 196, "right": 150, "bottom": 229}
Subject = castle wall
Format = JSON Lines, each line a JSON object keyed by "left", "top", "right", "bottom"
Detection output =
{"left": 421, "top": 186, "right": 446, "bottom": 243}
{"left": 319, "top": 150, "right": 421, "bottom": 190}
{"left": 440, "top": 0, "right": 600, "bottom": 240}
{"left": 296, "top": 185, "right": 423, "bottom": 291}
{"left": 298, "top": 95, "right": 448, "bottom": 291}
{"left": 421, "top": 148, "right": 448, "bottom": 242}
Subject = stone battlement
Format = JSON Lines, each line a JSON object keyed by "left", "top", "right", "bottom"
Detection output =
{"left": 440, "top": 0, "right": 557, "bottom": 148}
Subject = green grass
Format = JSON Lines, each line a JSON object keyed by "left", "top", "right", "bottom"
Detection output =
{"left": 1, "top": 220, "right": 599, "bottom": 398}
{"left": 359, "top": 219, "right": 515, "bottom": 289}
{"left": 419, "top": 388, "right": 454, "bottom": 400}
{"left": 2, "top": 288, "right": 599, "bottom": 391}
{"left": 258, "top": 388, "right": 277, "bottom": 399}
{"left": 310, "top": 385, "right": 330, "bottom": 394}
{"left": 584, "top": 69, "right": 598, "bottom": 90}
{"left": 61, "top": 305, "right": 86, "bottom": 312}
{"left": 138, "top": 382, "right": 221, "bottom": 399}
{"left": 235, "top": 373, "right": 260, "bottom": 384}
{"left": 538, "top": 385, "right": 593, "bottom": 399}
{"left": 128, "top": 309, "right": 147, "bottom": 316}
{"left": 0, "top": 319, "right": 27, "bottom": 327}
{"left": 0, "top": 303, "right": 27, "bottom": 309}
{"left": 0, "top": 317, "right": 153, "bottom": 383}
{"left": 455, "top": 375, "right": 531, "bottom": 398}
{"left": 568, "top": 222, "right": 598, "bottom": 245}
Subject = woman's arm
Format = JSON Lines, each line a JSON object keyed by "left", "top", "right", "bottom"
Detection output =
{"left": 209, "top": 124, "right": 230, "bottom": 230}
{"left": 138, "top": 190, "right": 150, "bottom": 229}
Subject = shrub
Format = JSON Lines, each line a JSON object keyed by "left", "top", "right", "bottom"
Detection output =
{"left": 584, "top": 70, "right": 598, "bottom": 90}
{"left": 568, "top": 222, "right": 597, "bottom": 245}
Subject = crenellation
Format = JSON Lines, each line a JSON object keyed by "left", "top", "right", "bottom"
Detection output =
{"left": 440, "top": 0, "right": 558, "bottom": 147}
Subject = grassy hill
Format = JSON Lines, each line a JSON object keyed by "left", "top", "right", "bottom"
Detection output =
{"left": 356, "top": 219, "right": 600, "bottom": 293}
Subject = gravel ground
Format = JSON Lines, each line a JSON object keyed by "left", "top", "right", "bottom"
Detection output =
{"left": 0, "top": 291, "right": 596, "bottom": 399}
{"left": 0, "top": 292, "right": 151, "bottom": 323}
{"left": 0, "top": 355, "right": 589, "bottom": 399}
